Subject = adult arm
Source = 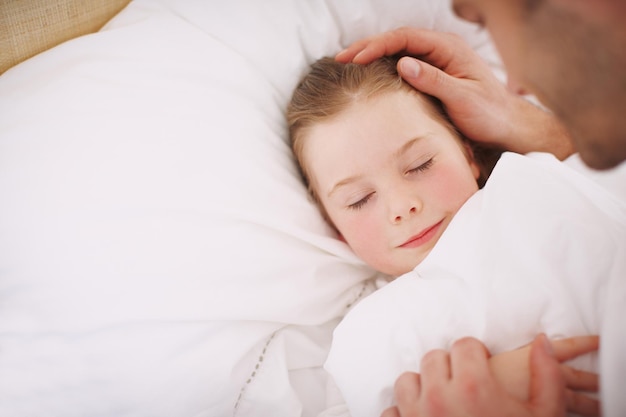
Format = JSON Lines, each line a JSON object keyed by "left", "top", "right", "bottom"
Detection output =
{"left": 337, "top": 27, "right": 574, "bottom": 160}
{"left": 381, "top": 334, "right": 600, "bottom": 417}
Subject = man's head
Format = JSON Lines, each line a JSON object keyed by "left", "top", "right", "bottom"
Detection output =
{"left": 453, "top": 0, "right": 626, "bottom": 169}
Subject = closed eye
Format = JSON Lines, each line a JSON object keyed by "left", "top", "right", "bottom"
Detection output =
{"left": 348, "top": 192, "right": 374, "bottom": 210}
{"left": 407, "top": 158, "right": 434, "bottom": 174}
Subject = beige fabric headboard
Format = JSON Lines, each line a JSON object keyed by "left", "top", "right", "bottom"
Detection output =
{"left": 0, "top": 0, "right": 131, "bottom": 74}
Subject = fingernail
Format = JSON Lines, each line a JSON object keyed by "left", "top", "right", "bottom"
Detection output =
{"left": 353, "top": 50, "right": 366, "bottom": 63}
{"left": 335, "top": 49, "right": 348, "bottom": 60}
{"left": 399, "top": 58, "right": 420, "bottom": 78}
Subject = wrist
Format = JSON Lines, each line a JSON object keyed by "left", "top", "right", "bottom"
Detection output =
{"left": 505, "top": 96, "right": 575, "bottom": 160}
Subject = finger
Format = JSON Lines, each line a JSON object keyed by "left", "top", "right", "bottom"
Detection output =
{"left": 528, "top": 334, "right": 567, "bottom": 415}
{"left": 337, "top": 27, "right": 460, "bottom": 66}
{"left": 394, "top": 372, "right": 421, "bottom": 412}
{"left": 338, "top": 27, "right": 419, "bottom": 64}
{"left": 397, "top": 57, "right": 462, "bottom": 104}
{"left": 449, "top": 337, "right": 491, "bottom": 381}
{"left": 561, "top": 366, "right": 598, "bottom": 392}
{"left": 335, "top": 38, "right": 373, "bottom": 62}
{"left": 565, "top": 389, "right": 601, "bottom": 417}
{"left": 380, "top": 406, "right": 401, "bottom": 417}
{"left": 354, "top": 27, "right": 461, "bottom": 67}
{"left": 551, "top": 335, "right": 599, "bottom": 362}
{"left": 351, "top": 28, "right": 412, "bottom": 64}
{"left": 420, "top": 349, "right": 451, "bottom": 380}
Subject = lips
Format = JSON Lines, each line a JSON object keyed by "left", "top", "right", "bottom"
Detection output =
{"left": 399, "top": 220, "right": 444, "bottom": 249}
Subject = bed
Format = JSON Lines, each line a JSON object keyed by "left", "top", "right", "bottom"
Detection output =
{"left": 0, "top": 1, "right": 506, "bottom": 416}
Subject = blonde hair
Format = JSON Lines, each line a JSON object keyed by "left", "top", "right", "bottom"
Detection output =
{"left": 287, "top": 56, "right": 498, "bottom": 212}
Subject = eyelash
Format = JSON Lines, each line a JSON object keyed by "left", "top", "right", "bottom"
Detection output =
{"left": 408, "top": 158, "right": 434, "bottom": 174}
{"left": 348, "top": 193, "right": 373, "bottom": 211}
{"left": 346, "top": 159, "right": 433, "bottom": 211}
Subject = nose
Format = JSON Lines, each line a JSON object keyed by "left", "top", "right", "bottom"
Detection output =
{"left": 506, "top": 76, "right": 528, "bottom": 96}
{"left": 392, "top": 206, "right": 417, "bottom": 224}
{"left": 389, "top": 190, "right": 422, "bottom": 224}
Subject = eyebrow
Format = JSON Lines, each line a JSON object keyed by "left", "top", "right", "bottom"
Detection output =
{"left": 327, "top": 174, "right": 364, "bottom": 198}
{"left": 327, "top": 136, "right": 428, "bottom": 198}
{"left": 393, "top": 136, "right": 425, "bottom": 159}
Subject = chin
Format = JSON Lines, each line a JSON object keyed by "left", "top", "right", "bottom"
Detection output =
{"left": 578, "top": 143, "right": 626, "bottom": 171}
{"left": 571, "top": 122, "right": 626, "bottom": 170}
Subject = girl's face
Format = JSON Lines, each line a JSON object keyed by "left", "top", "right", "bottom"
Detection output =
{"left": 303, "top": 90, "right": 480, "bottom": 276}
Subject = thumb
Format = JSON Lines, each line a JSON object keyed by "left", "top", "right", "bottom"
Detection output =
{"left": 528, "top": 334, "right": 567, "bottom": 417}
{"left": 397, "top": 56, "right": 458, "bottom": 102}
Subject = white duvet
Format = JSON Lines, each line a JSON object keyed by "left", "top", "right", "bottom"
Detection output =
{"left": 325, "top": 152, "right": 626, "bottom": 417}
{"left": 6, "top": 0, "right": 625, "bottom": 415}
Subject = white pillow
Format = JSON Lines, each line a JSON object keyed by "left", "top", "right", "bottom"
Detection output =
{"left": 0, "top": 1, "right": 501, "bottom": 415}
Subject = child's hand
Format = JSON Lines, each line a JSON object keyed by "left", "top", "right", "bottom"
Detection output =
{"left": 336, "top": 27, "right": 574, "bottom": 160}
{"left": 489, "top": 335, "right": 600, "bottom": 416}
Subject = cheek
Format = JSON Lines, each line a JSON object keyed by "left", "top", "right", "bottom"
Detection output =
{"left": 427, "top": 164, "right": 479, "bottom": 210}
{"left": 332, "top": 211, "right": 386, "bottom": 263}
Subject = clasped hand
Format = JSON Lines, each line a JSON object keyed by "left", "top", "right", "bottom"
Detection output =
{"left": 380, "top": 334, "right": 599, "bottom": 417}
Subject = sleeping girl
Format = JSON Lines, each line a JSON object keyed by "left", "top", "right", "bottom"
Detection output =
{"left": 287, "top": 56, "right": 626, "bottom": 417}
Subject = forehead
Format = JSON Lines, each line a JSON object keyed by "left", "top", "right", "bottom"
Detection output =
{"left": 302, "top": 90, "right": 453, "bottom": 187}
{"left": 303, "top": 90, "right": 435, "bottom": 155}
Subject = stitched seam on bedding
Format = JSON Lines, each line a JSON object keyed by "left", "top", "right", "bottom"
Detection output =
{"left": 232, "top": 331, "right": 277, "bottom": 415}
{"left": 346, "top": 282, "right": 370, "bottom": 310}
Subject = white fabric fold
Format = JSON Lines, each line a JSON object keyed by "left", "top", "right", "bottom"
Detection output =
{"left": 326, "top": 152, "right": 626, "bottom": 417}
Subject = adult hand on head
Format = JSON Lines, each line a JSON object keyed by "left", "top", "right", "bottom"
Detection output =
{"left": 380, "top": 334, "right": 598, "bottom": 417}
{"left": 337, "top": 27, "right": 574, "bottom": 160}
